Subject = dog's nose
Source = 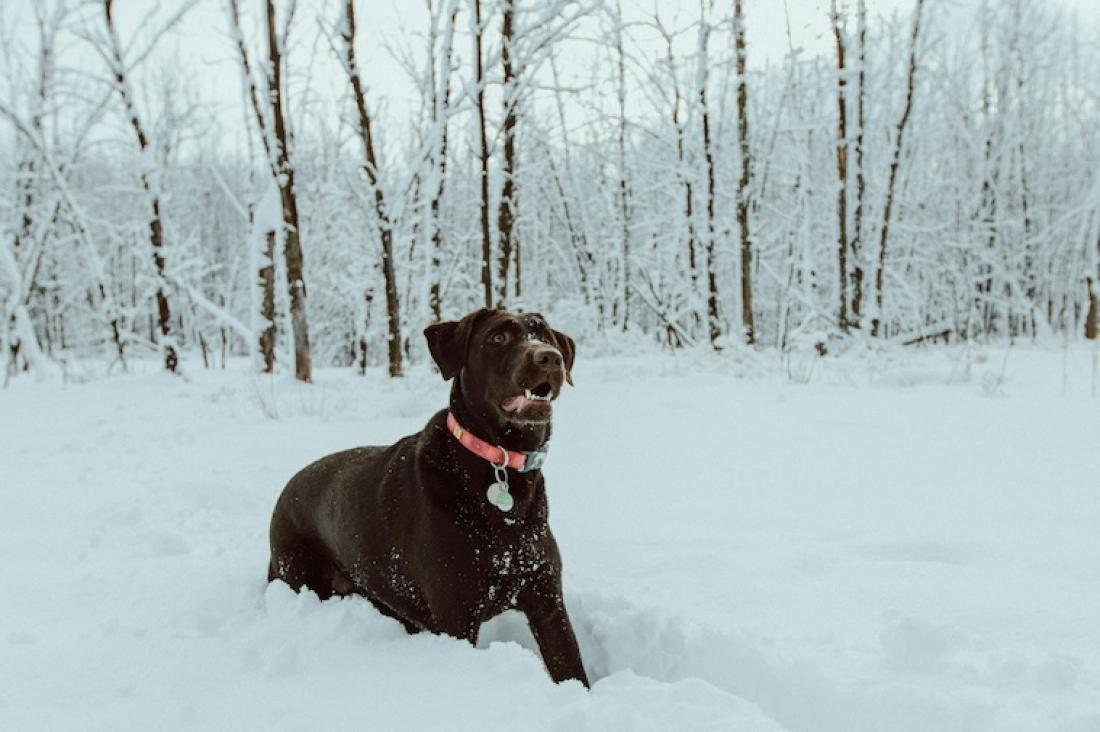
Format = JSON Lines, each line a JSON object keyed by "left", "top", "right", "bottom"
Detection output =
{"left": 533, "top": 346, "right": 562, "bottom": 370}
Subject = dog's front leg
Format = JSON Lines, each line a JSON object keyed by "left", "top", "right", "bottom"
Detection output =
{"left": 518, "top": 578, "right": 589, "bottom": 687}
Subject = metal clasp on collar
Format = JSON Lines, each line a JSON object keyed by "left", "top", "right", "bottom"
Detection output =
{"left": 487, "top": 446, "right": 515, "bottom": 512}
{"left": 518, "top": 449, "right": 547, "bottom": 473}
{"left": 491, "top": 445, "right": 510, "bottom": 485}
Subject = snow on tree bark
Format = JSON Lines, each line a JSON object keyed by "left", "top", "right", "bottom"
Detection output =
{"left": 249, "top": 182, "right": 281, "bottom": 372}
{"left": 734, "top": 0, "right": 754, "bottom": 345}
{"left": 3, "top": 0, "right": 1099, "bottom": 371}
{"left": 698, "top": 2, "right": 721, "bottom": 351}
{"left": 496, "top": 0, "right": 518, "bottom": 308}
{"left": 339, "top": 0, "right": 403, "bottom": 378}
{"left": 872, "top": 0, "right": 926, "bottom": 338}
{"left": 473, "top": 0, "right": 493, "bottom": 310}
{"left": 850, "top": 0, "right": 868, "bottom": 326}
{"left": 102, "top": 0, "right": 179, "bottom": 373}
{"left": 831, "top": 0, "right": 850, "bottom": 334}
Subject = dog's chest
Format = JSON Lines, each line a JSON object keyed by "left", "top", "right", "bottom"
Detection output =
{"left": 470, "top": 525, "right": 549, "bottom": 612}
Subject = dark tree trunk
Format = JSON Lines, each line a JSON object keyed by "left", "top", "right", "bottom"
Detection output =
{"left": 1087, "top": 273, "right": 1098, "bottom": 340}
{"left": 616, "top": 0, "right": 631, "bottom": 331}
{"left": 851, "top": 0, "right": 867, "bottom": 325}
{"left": 700, "top": 17, "right": 720, "bottom": 350}
{"left": 474, "top": 0, "right": 493, "bottom": 308}
{"left": 259, "top": 228, "right": 277, "bottom": 372}
{"left": 265, "top": 0, "right": 312, "bottom": 382}
{"left": 429, "top": 0, "right": 458, "bottom": 323}
{"left": 661, "top": 23, "right": 698, "bottom": 335}
{"left": 103, "top": 0, "right": 177, "bottom": 373}
{"left": 831, "top": 0, "right": 850, "bottom": 334}
{"left": 872, "top": 0, "right": 925, "bottom": 337}
{"left": 734, "top": 0, "right": 754, "bottom": 345}
{"left": 228, "top": 1, "right": 279, "bottom": 372}
{"left": 497, "top": 0, "right": 517, "bottom": 308}
{"left": 359, "top": 290, "right": 374, "bottom": 375}
{"left": 496, "top": 0, "right": 517, "bottom": 307}
{"left": 341, "top": 0, "right": 403, "bottom": 377}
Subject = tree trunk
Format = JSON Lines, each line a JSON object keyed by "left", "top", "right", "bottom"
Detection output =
{"left": 976, "top": 1, "right": 997, "bottom": 337}
{"left": 850, "top": 0, "right": 867, "bottom": 325}
{"left": 699, "top": 4, "right": 721, "bottom": 350}
{"left": 831, "top": 0, "right": 850, "bottom": 334}
{"left": 496, "top": 0, "right": 517, "bottom": 307}
{"left": 429, "top": 0, "right": 458, "bottom": 323}
{"left": 474, "top": 0, "right": 493, "bottom": 308}
{"left": 1085, "top": 276, "right": 1097, "bottom": 340}
{"left": 872, "top": 0, "right": 925, "bottom": 338}
{"left": 659, "top": 17, "right": 699, "bottom": 336}
{"left": 616, "top": 0, "right": 631, "bottom": 331}
{"left": 103, "top": 0, "right": 177, "bottom": 372}
{"left": 341, "top": 0, "right": 403, "bottom": 377}
{"left": 264, "top": 0, "right": 312, "bottom": 382}
{"left": 258, "top": 227, "right": 277, "bottom": 372}
{"left": 734, "top": 0, "right": 754, "bottom": 345}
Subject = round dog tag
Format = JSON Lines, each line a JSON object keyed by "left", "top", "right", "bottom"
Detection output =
{"left": 486, "top": 481, "right": 514, "bottom": 512}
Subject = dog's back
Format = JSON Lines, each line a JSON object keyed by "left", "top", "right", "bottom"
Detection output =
{"left": 269, "top": 437, "right": 420, "bottom": 604}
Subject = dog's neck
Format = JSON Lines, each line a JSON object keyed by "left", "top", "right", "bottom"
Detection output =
{"left": 449, "top": 375, "right": 551, "bottom": 454}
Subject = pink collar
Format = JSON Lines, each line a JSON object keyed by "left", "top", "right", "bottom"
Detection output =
{"left": 446, "top": 412, "right": 548, "bottom": 473}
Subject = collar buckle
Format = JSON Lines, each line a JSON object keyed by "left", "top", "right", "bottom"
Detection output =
{"left": 518, "top": 449, "right": 547, "bottom": 473}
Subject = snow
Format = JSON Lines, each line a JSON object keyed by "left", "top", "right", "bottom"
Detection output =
{"left": 1, "top": 345, "right": 1098, "bottom": 731}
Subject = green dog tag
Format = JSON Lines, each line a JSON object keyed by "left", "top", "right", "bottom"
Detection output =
{"left": 486, "top": 481, "right": 514, "bottom": 512}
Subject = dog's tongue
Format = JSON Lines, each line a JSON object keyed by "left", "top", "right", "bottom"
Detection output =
{"left": 501, "top": 395, "right": 528, "bottom": 413}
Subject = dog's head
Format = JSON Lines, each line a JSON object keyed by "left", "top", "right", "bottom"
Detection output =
{"left": 424, "top": 309, "right": 575, "bottom": 426}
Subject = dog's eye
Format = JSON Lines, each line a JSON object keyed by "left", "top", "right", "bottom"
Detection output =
{"left": 489, "top": 332, "right": 508, "bottom": 345}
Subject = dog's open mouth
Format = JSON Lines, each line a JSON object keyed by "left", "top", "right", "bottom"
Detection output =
{"left": 501, "top": 382, "right": 554, "bottom": 415}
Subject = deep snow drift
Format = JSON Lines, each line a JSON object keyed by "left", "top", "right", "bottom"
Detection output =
{"left": 1, "top": 343, "right": 1098, "bottom": 731}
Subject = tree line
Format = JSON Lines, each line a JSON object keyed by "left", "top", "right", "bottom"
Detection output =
{"left": 1, "top": 0, "right": 1098, "bottom": 383}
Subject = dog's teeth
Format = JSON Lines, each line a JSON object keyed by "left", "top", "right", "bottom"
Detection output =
{"left": 525, "top": 389, "right": 533, "bottom": 400}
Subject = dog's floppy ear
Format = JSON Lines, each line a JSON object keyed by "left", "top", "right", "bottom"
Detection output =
{"left": 550, "top": 329, "right": 576, "bottom": 386}
{"left": 424, "top": 310, "right": 487, "bottom": 380}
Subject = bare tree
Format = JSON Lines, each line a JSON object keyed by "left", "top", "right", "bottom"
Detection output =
{"left": 655, "top": 10, "right": 700, "bottom": 335}
{"left": 872, "top": 0, "right": 926, "bottom": 337}
{"left": 248, "top": 184, "right": 279, "bottom": 373}
{"left": 227, "top": 0, "right": 312, "bottom": 381}
{"left": 850, "top": 0, "right": 868, "bottom": 326}
{"left": 1, "top": 3, "right": 70, "bottom": 381}
{"left": 495, "top": 0, "right": 518, "bottom": 306}
{"left": 734, "top": 0, "right": 754, "bottom": 344}
{"left": 100, "top": 0, "right": 186, "bottom": 372}
{"left": 473, "top": 0, "right": 492, "bottom": 308}
{"left": 428, "top": 0, "right": 459, "bottom": 322}
{"left": 547, "top": 50, "right": 600, "bottom": 321}
{"left": 830, "top": 0, "right": 850, "bottom": 333}
{"left": 0, "top": 98, "right": 128, "bottom": 371}
{"left": 227, "top": 0, "right": 275, "bottom": 371}
{"left": 614, "top": 0, "right": 631, "bottom": 330}
{"left": 1087, "top": 275, "right": 1098, "bottom": 340}
{"left": 699, "top": 1, "right": 721, "bottom": 349}
{"left": 338, "top": 0, "right": 403, "bottom": 377}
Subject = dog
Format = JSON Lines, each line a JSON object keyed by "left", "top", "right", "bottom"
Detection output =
{"left": 268, "top": 308, "right": 588, "bottom": 686}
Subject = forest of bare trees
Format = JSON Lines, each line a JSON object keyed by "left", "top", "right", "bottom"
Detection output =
{"left": 1, "top": 0, "right": 1098, "bottom": 383}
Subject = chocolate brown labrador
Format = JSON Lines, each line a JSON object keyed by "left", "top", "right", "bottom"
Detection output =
{"left": 268, "top": 308, "right": 588, "bottom": 686}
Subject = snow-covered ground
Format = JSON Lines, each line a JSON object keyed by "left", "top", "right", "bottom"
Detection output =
{"left": 2, "top": 343, "right": 1098, "bottom": 731}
